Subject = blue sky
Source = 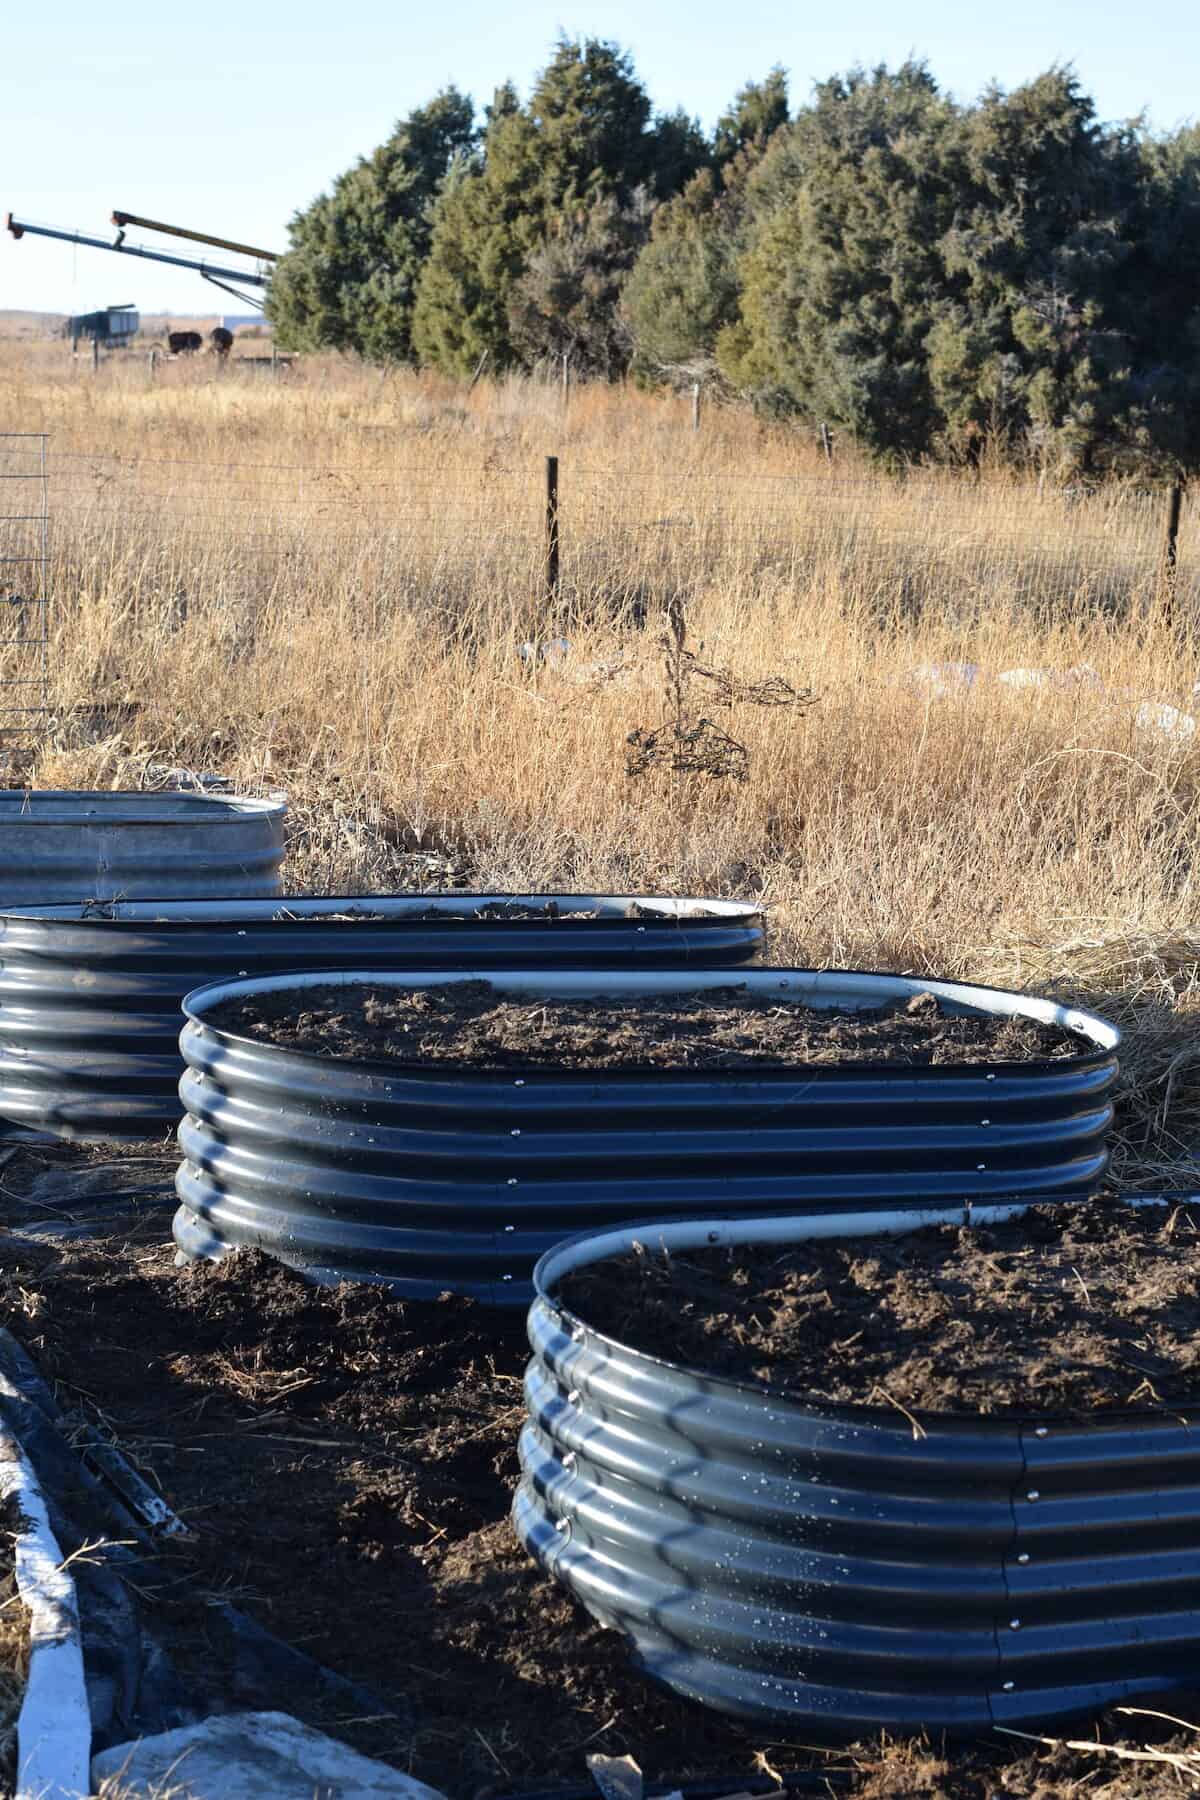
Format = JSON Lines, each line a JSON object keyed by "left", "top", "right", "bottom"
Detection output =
{"left": 2, "top": 0, "right": 1197, "bottom": 316}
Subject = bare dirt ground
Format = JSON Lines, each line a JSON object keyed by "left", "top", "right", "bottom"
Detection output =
{"left": 0, "top": 1146, "right": 1197, "bottom": 1797}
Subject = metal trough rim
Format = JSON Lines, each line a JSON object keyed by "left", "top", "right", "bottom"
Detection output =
{"left": 179, "top": 965, "right": 1121, "bottom": 1079}
{"left": 0, "top": 788, "right": 285, "bottom": 825}
{"left": 0, "top": 892, "right": 763, "bottom": 926}
{"left": 529, "top": 1196, "right": 1175, "bottom": 1427}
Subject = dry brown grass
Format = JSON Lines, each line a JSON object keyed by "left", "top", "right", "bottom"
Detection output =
{"left": 2, "top": 344, "right": 1200, "bottom": 1181}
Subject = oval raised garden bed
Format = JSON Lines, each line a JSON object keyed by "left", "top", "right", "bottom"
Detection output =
{"left": 0, "top": 894, "right": 761, "bottom": 1140}
{"left": 0, "top": 789, "right": 286, "bottom": 905}
{"left": 173, "top": 967, "right": 1119, "bottom": 1303}
{"left": 514, "top": 1200, "right": 1200, "bottom": 1736}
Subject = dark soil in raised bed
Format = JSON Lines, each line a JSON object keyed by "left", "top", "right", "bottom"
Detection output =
{"left": 209, "top": 980, "right": 1084, "bottom": 1069}
{"left": 559, "top": 1199, "right": 1200, "bottom": 1417}
{"left": 0, "top": 1183, "right": 1196, "bottom": 1796}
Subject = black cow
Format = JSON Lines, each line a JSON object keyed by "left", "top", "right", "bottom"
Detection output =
{"left": 166, "top": 331, "right": 203, "bottom": 355}
{"left": 209, "top": 327, "right": 234, "bottom": 358}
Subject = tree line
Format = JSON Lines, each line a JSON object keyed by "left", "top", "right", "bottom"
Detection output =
{"left": 266, "top": 40, "right": 1200, "bottom": 476}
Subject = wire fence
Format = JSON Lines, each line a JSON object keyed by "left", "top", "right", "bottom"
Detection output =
{"left": 0, "top": 434, "right": 50, "bottom": 768}
{"left": 28, "top": 446, "right": 1193, "bottom": 614}
{"left": 0, "top": 445, "right": 1194, "bottom": 735}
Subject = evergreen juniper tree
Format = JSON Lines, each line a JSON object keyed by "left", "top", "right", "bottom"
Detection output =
{"left": 265, "top": 89, "right": 477, "bottom": 363}
{"left": 721, "top": 63, "right": 961, "bottom": 457}
{"left": 625, "top": 69, "right": 789, "bottom": 380}
{"left": 412, "top": 37, "right": 706, "bottom": 375}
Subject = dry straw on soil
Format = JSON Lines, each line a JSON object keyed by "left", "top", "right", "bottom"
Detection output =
{"left": 2, "top": 343, "right": 1200, "bottom": 1182}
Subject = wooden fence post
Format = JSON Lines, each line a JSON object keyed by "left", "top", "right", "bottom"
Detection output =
{"left": 691, "top": 382, "right": 701, "bottom": 433}
{"left": 820, "top": 422, "right": 833, "bottom": 462}
{"left": 1162, "top": 481, "right": 1184, "bottom": 623}
{"left": 545, "top": 455, "right": 560, "bottom": 606}
{"left": 561, "top": 352, "right": 570, "bottom": 408}
{"left": 91, "top": 337, "right": 100, "bottom": 374}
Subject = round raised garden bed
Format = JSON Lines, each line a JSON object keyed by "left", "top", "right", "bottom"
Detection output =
{"left": 173, "top": 967, "right": 1119, "bottom": 1303}
{"left": 0, "top": 894, "right": 761, "bottom": 1140}
{"left": 514, "top": 1200, "right": 1200, "bottom": 1736}
{"left": 0, "top": 789, "right": 286, "bottom": 905}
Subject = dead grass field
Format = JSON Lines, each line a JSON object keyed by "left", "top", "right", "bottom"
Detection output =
{"left": 2, "top": 343, "right": 1200, "bottom": 1184}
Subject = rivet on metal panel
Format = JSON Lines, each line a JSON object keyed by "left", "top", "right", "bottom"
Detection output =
{"left": 514, "top": 1079, "right": 525, "bottom": 1087}
{"left": 507, "top": 1178, "right": 518, "bottom": 1186}
{"left": 511, "top": 1128, "right": 522, "bottom": 1136}
{"left": 1017, "top": 1552, "right": 1030, "bottom": 1564}
{"left": 1026, "top": 1491, "right": 1039, "bottom": 1501}
{"left": 708, "top": 1231, "right": 720, "bottom": 1243}
{"left": 1002, "top": 1680, "right": 1015, "bottom": 1692}
{"left": 504, "top": 1224, "right": 515, "bottom": 1233}
{"left": 980, "top": 1119, "right": 990, "bottom": 1126}
{"left": 986, "top": 1072, "right": 996, "bottom": 1081}
{"left": 502, "top": 1273, "right": 513, "bottom": 1282}
{"left": 1009, "top": 1618, "right": 1021, "bottom": 1629}
{"left": 977, "top": 1164, "right": 987, "bottom": 1171}
{"left": 1035, "top": 1426, "right": 1048, "bottom": 1438}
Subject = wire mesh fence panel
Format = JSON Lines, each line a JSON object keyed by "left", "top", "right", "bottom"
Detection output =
{"left": 564, "top": 466, "right": 1178, "bottom": 623}
{"left": 0, "top": 433, "right": 50, "bottom": 772}
{"left": 32, "top": 447, "right": 1198, "bottom": 689}
{"left": 45, "top": 451, "right": 545, "bottom": 642}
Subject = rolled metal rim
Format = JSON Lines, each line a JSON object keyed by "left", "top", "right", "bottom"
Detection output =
{"left": 0, "top": 789, "right": 285, "bottom": 826}
{"left": 529, "top": 1197, "right": 1167, "bottom": 1423}
{"left": 0, "top": 892, "right": 762, "bottom": 928}
{"left": 179, "top": 964, "right": 1121, "bottom": 1078}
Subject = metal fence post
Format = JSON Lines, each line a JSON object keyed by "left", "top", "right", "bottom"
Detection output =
{"left": 91, "top": 337, "right": 99, "bottom": 374}
{"left": 545, "top": 455, "right": 560, "bottom": 606}
{"left": 691, "top": 382, "right": 701, "bottom": 433}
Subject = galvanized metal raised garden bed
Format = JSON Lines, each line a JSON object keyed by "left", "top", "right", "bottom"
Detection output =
{"left": 0, "top": 895, "right": 762, "bottom": 1139}
{"left": 173, "top": 967, "right": 1119, "bottom": 1303}
{"left": 515, "top": 1202, "right": 1200, "bottom": 1736}
{"left": 0, "top": 789, "right": 286, "bottom": 905}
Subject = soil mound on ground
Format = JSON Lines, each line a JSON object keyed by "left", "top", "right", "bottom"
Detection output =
{"left": 559, "top": 1199, "right": 1200, "bottom": 1415}
{"left": 210, "top": 980, "right": 1085, "bottom": 1069}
